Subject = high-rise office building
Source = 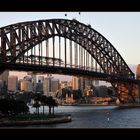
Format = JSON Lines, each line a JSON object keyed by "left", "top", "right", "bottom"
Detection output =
{"left": 20, "top": 80, "right": 32, "bottom": 92}
{"left": 51, "top": 79, "right": 59, "bottom": 92}
{"left": 27, "top": 72, "right": 37, "bottom": 86}
{"left": 0, "top": 70, "right": 9, "bottom": 85}
{"left": 43, "top": 76, "right": 53, "bottom": 96}
{"left": 43, "top": 76, "right": 59, "bottom": 96}
{"left": 136, "top": 64, "right": 140, "bottom": 80}
{"left": 37, "top": 76, "right": 44, "bottom": 83}
{"left": 8, "top": 75, "right": 18, "bottom": 92}
{"left": 78, "top": 77, "right": 84, "bottom": 91}
{"left": 72, "top": 76, "right": 79, "bottom": 90}
{"left": 43, "top": 77, "right": 50, "bottom": 94}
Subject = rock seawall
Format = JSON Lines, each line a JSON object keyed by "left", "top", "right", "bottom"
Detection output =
{"left": 0, "top": 114, "right": 72, "bottom": 127}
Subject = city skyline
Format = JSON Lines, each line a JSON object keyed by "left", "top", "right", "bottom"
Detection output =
{"left": 1, "top": 12, "right": 140, "bottom": 128}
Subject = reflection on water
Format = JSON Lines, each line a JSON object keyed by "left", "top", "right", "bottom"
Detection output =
{"left": 26, "top": 105, "right": 140, "bottom": 128}
{"left": 4, "top": 105, "right": 140, "bottom": 128}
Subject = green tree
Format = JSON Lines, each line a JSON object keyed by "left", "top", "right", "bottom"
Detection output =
{"left": 32, "top": 100, "right": 41, "bottom": 115}
{"left": 52, "top": 99, "right": 58, "bottom": 115}
{"left": 32, "top": 93, "right": 42, "bottom": 115}
{"left": 0, "top": 98, "right": 9, "bottom": 116}
{"left": 61, "top": 88, "right": 71, "bottom": 98}
{"left": 40, "top": 95, "right": 47, "bottom": 115}
{"left": 46, "top": 96, "right": 58, "bottom": 116}
{"left": 0, "top": 98, "right": 29, "bottom": 116}
{"left": 73, "top": 89, "right": 82, "bottom": 101}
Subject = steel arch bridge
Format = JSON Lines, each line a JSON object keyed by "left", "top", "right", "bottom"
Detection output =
{"left": 0, "top": 18, "right": 139, "bottom": 103}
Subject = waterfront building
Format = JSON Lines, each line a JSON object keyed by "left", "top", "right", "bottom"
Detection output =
{"left": 84, "top": 85, "right": 93, "bottom": 97}
{"left": 61, "top": 81, "right": 68, "bottom": 89}
{"left": 65, "top": 93, "right": 74, "bottom": 104}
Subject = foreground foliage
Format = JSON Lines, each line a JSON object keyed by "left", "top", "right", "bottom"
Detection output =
{"left": 0, "top": 98, "right": 29, "bottom": 117}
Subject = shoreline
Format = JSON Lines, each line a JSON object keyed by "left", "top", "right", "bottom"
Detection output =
{"left": 60, "top": 104, "right": 117, "bottom": 107}
{"left": 60, "top": 103, "right": 140, "bottom": 107}
{"left": 117, "top": 104, "right": 140, "bottom": 108}
{"left": 0, "top": 114, "right": 72, "bottom": 127}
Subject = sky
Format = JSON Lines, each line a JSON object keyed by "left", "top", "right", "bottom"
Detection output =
{"left": 0, "top": 12, "right": 140, "bottom": 80}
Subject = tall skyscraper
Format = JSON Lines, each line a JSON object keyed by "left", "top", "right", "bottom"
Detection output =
{"left": 8, "top": 75, "right": 18, "bottom": 92}
{"left": 43, "top": 77, "right": 49, "bottom": 95}
{"left": 37, "top": 76, "right": 44, "bottom": 83}
{"left": 0, "top": 70, "right": 9, "bottom": 85}
{"left": 78, "top": 77, "right": 84, "bottom": 91}
{"left": 51, "top": 79, "right": 59, "bottom": 92}
{"left": 136, "top": 64, "right": 140, "bottom": 80}
{"left": 72, "top": 76, "right": 79, "bottom": 90}
{"left": 43, "top": 75, "right": 53, "bottom": 96}
{"left": 20, "top": 80, "right": 32, "bottom": 92}
{"left": 35, "top": 81, "right": 43, "bottom": 93}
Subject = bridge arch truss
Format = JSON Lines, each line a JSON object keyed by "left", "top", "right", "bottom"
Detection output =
{"left": 0, "top": 19, "right": 138, "bottom": 103}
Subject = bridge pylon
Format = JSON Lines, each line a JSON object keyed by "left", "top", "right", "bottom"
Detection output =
{"left": 138, "top": 82, "right": 140, "bottom": 103}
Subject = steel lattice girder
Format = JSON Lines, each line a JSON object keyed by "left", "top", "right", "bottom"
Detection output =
{"left": 0, "top": 19, "right": 138, "bottom": 102}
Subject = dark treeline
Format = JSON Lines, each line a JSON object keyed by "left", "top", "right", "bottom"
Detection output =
{"left": 0, "top": 98, "right": 29, "bottom": 116}
{"left": 0, "top": 92, "right": 58, "bottom": 118}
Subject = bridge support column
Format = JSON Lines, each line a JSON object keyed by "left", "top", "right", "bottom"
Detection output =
{"left": 138, "top": 82, "right": 140, "bottom": 104}
{"left": 128, "top": 84, "right": 135, "bottom": 103}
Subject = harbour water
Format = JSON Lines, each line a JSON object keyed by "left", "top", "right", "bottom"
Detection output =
{"left": 25, "top": 105, "right": 140, "bottom": 128}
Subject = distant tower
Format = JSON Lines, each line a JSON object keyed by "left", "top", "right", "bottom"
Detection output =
{"left": 0, "top": 70, "right": 9, "bottom": 85}
{"left": 27, "top": 72, "right": 37, "bottom": 87}
{"left": 37, "top": 76, "right": 44, "bottom": 83}
{"left": 20, "top": 79, "right": 32, "bottom": 92}
{"left": 8, "top": 75, "right": 18, "bottom": 92}
{"left": 136, "top": 64, "right": 140, "bottom": 80}
{"left": 43, "top": 75, "right": 53, "bottom": 96}
{"left": 72, "top": 76, "right": 79, "bottom": 90}
{"left": 51, "top": 79, "right": 59, "bottom": 92}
